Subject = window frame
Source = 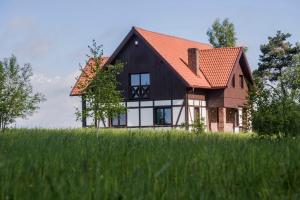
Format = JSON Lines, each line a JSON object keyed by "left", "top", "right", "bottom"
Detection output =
{"left": 226, "top": 108, "right": 235, "bottom": 123}
{"left": 140, "top": 73, "right": 150, "bottom": 86}
{"left": 129, "top": 73, "right": 150, "bottom": 100}
{"left": 111, "top": 113, "right": 127, "bottom": 127}
{"left": 154, "top": 106, "right": 172, "bottom": 126}
{"left": 130, "top": 74, "right": 140, "bottom": 86}
{"left": 232, "top": 74, "right": 235, "bottom": 88}
{"left": 239, "top": 75, "right": 244, "bottom": 88}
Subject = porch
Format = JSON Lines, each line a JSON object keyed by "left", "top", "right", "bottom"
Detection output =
{"left": 207, "top": 107, "right": 246, "bottom": 133}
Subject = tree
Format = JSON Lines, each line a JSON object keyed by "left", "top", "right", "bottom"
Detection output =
{"left": 250, "top": 31, "right": 300, "bottom": 136}
{"left": 207, "top": 18, "right": 237, "bottom": 48}
{"left": 75, "top": 40, "right": 125, "bottom": 128}
{"left": 0, "top": 55, "right": 45, "bottom": 131}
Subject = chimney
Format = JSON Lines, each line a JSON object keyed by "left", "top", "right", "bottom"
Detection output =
{"left": 188, "top": 48, "right": 200, "bottom": 76}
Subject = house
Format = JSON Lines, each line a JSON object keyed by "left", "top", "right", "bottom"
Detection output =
{"left": 70, "top": 27, "right": 253, "bottom": 132}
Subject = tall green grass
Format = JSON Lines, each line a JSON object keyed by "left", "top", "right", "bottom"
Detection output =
{"left": 0, "top": 129, "right": 299, "bottom": 199}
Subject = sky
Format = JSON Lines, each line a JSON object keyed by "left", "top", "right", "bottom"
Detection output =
{"left": 0, "top": 0, "right": 300, "bottom": 128}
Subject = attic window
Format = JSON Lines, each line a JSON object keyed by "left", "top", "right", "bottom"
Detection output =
{"left": 129, "top": 73, "right": 150, "bottom": 99}
{"left": 134, "top": 40, "right": 139, "bottom": 46}
{"left": 239, "top": 75, "right": 244, "bottom": 88}
{"left": 232, "top": 74, "right": 235, "bottom": 88}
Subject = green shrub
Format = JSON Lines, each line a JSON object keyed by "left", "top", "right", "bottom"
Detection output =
{"left": 191, "top": 118, "right": 205, "bottom": 134}
{"left": 180, "top": 119, "right": 205, "bottom": 134}
{"left": 252, "top": 101, "right": 300, "bottom": 137}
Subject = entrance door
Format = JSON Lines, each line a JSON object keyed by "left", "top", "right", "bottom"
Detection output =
{"left": 208, "top": 108, "right": 218, "bottom": 132}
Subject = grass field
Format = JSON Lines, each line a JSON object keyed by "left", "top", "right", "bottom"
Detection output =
{"left": 0, "top": 129, "right": 299, "bottom": 199}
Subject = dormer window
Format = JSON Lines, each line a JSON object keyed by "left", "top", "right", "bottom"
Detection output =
{"left": 129, "top": 73, "right": 150, "bottom": 99}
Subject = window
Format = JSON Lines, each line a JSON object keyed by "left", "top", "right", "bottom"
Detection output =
{"left": 154, "top": 107, "right": 171, "bottom": 125}
{"left": 235, "top": 111, "right": 239, "bottom": 126}
{"left": 239, "top": 75, "right": 244, "bottom": 88}
{"left": 111, "top": 113, "right": 126, "bottom": 126}
{"left": 130, "top": 74, "right": 140, "bottom": 86}
{"left": 194, "top": 107, "right": 200, "bottom": 121}
{"left": 129, "top": 73, "right": 150, "bottom": 99}
{"left": 232, "top": 74, "right": 235, "bottom": 88}
{"left": 141, "top": 73, "right": 150, "bottom": 85}
{"left": 226, "top": 108, "right": 235, "bottom": 123}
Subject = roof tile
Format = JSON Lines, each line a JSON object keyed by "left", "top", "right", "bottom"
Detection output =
{"left": 70, "top": 57, "right": 108, "bottom": 96}
{"left": 135, "top": 27, "right": 242, "bottom": 88}
{"left": 135, "top": 27, "right": 213, "bottom": 88}
{"left": 199, "top": 47, "right": 242, "bottom": 87}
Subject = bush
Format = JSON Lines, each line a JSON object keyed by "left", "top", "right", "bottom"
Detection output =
{"left": 252, "top": 101, "right": 300, "bottom": 137}
{"left": 180, "top": 119, "right": 206, "bottom": 134}
{"left": 191, "top": 118, "right": 205, "bottom": 134}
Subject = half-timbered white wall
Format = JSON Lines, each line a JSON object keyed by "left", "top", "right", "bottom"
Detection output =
{"left": 85, "top": 99, "right": 209, "bottom": 129}
{"left": 187, "top": 99, "right": 207, "bottom": 128}
{"left": 127, "top": 108, "right": 139, "bottom": 126}
{"left": 154, "top": 100, "right": 171, "bottom": 106}
{"left": 172, "top": 106, "right": 185, "bottom": 126}
{"left": 85, "top": 117, "right": 109, "bottom": 128}
{"left": 86, "top": 116, "right": 94, "bottom": 127}
{"left": 99, "top": 118, "right": 109, "bottom": 128}
{"left": 140, "top": 108, "right": 153, "bottom": 126}
{"left": 124, "top": 99, "right": 186, "bottom": 128}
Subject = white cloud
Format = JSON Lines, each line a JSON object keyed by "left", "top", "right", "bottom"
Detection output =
{"left": 0, "top": 17, "right": 53, "bottom": 59}
{"left": 15, "top": 71, "right": 82, "bottom": 128}
{"left": 1, "top": 16, "right": 82, "bottom": 128}
{"left": 7, "top": 18, "right": 34, "bottom": 30}
{"left": 15, "top": 38, "right": 53, "bottom": 59}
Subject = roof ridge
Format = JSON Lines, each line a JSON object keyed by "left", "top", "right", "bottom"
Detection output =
{"left": 133, "top": 26, "right": 212, "bottom": 47}
{"left": 199, "top": 47, "right": 243, "bottom": 51}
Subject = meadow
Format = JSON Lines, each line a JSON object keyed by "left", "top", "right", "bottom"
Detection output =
{"left": 0, "top": 129, "right": 299, "bottom": 200}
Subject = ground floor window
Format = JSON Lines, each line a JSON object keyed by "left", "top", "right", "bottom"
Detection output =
{"left": 111, "top": 113, "right": 126, "bottom": 126}
{"left": 154, "top": 107, "right": 171, "bottom": 125}
{"left": 226, "top": 108, "right": 235, "bottom": 123}
{"left": 194, "top": 107, "right": 200, "bottom": 121}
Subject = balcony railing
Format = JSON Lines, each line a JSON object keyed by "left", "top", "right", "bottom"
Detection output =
{"left": 129, "top": 85, "right": 150, "bottom": 99}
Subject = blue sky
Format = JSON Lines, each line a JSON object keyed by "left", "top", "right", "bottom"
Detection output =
{"left": 1, "top": 0, "right": 300, "bottom": 128}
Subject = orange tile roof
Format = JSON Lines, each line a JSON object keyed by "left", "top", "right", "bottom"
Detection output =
{"left": 135, "top": 27, "right": 213, "bottom": 88}
{"left": 199, "top": 47, "right": 242, "bottom": 87}
{"left": 70, "top": 57, "right": 108, "bottom": 96}
{"left": 135, "top": 27, "right": 243, "bottom": 88}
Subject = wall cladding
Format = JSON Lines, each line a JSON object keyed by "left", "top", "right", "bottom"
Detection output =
{"left": 125, "top": 99, "right": 186, "bottom": 127}
{"left": 172, "top": 106, "right": 185, "bottom": 126}
{"left": 140, "top": 108, "right": 153, "bottom": 126}
{"left": 127, "top": 108, "right": 139, "bottom": 126}
{"left": 187, "top": 99, "right": 207, "bottom": 126}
